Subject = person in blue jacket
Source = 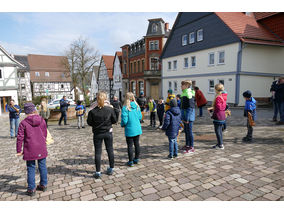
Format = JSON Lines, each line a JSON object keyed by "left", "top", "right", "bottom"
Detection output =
{"left": 242, "top": 90, "right": 256, "bottom": 142}
{"left": 162, "top": 99, "right": 182, "bottom": 159}
{"left": 121, "top": 92, "right": 142, "bottom": 167}
{"left": 7, "top": 99, "right": 22, "bottom": 138}
{"left": 75, "top": 100, "right": 86, "bottom": 129}
{"left": 58, "top": 96, "right": 70, "bottom": 126}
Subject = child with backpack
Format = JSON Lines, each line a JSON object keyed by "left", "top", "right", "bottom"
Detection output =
{"left": 162, "top": 99, "right": 182, "bottom": 159}
{"left": 75, "top": 100, "right": 86, "bottom": 129}
{"left": 242, "top": 90, "right": 256, "bottom": 142}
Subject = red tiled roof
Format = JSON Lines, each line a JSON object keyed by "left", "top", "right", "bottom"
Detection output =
{"left": 216, "top": 12, "right": 284, "bottom": 46}
{"left": 253, "top": 12, "right": 279, "bottom": 20}
{"left": 102, "top": 55, "right": 115, "bottom": 79}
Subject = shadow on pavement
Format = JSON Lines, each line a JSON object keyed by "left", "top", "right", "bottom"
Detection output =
{"left": 0, "top": 174, "right": 27, "bottom": 195}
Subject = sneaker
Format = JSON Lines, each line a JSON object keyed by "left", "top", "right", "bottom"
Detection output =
{"left": 133, "top": 158, "right": 139, "bottom": 164}
{"left": 242, "top": 136, "right": 251, "bottom": 142}
{"left": 93, "top": 172, "right": 101, "bottom": 179}
{"left": 36, "top": 185, "right": 47, "bottom": 192}
{"left": 212, "top": 144, "right": 225, "bottom": 149}
{"left": 181, "top": 145, "right": 189, "bottom": 150}
{"left": 168, "top": 154, "right": 173, "bottom": 159}
{"left": 127, "top": 161, "right": 134, "bottom": 167}
{"left": 173, "top": 154, "right": 178, "bottom": 158}
{"left": 82, "top": 126, "right": 85, "bottom": 128}
{"left": 159, "top": 125, "right": 163, "bottom": 129}
{"left": 106, "top": 167, "right": 114, "bottom": 175}
{"left": 26, "top": 189, "right": 36, "bottom": 196}
{"left": 188, "top": 147, "right": 195, "bottom": 153}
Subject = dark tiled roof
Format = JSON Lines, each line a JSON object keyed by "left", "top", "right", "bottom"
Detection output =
{"left": 14, "top": 55, "right": 30, "bottom": 71}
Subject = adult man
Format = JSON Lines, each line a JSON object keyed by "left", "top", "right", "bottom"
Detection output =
{"left": 58, "top": 96, "right": 70, "bottom": 126}
{"left": 7, "top": 99, "right": 22, "bottom": 138}
{"left": 136, "top": 92, "right": 146, "bottom": 123}
{"left": 110, "top": 96, "right": 122, "bottom": 120}
{"left": 275, "top": 77, "right": 284, "bottom": 125}
{"left": 270, "top": 80, "right": 279, "bottom": 121}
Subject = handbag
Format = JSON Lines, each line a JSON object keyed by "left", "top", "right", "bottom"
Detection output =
{"left": 46, "top": 129, "right": 54, "bottom": 145}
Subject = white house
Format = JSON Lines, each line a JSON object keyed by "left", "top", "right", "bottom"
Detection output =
{"left": 90, "top": 66, "right": 99, "bottom": 101}
{"left": 160, "top": 12, "right": 284, "bottom": 106}
{"left": 112, "top": 51, "right": 123, "bottom": 101}
{"left": 0, "top": 45, "right": 25, "bottom": 115}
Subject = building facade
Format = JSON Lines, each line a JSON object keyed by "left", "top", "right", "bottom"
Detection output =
{"left": 112, "top": 52, "right": 123, "bottom": 100}
{"left": 161, "top": 12, "right": 284, "bottom": 106}
{"left": 0, "top": 45, "right": 25, "bottom": 115}
{"left": 121, "top": 18, "right": 170, "bottom": 100}
{"left": 28, "top": 54, "right": 72, "bottom": 99}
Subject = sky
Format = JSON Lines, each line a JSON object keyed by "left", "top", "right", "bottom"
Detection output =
{"left": 0, "top": 12, "right": 177, "bottom": 56}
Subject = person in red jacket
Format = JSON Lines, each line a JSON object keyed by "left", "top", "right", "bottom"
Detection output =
{"left": 194, "top": 87, "right": 207, "bottom": 117}
{"left": 16, "top": 102, "right": 48, "bottom": 196}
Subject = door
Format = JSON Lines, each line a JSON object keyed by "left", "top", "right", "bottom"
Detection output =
{"left": 150, "top": 84, "right": 159, "bottom": 100}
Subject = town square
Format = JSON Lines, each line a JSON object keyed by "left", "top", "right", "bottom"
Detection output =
{"left": 1, "top": 1, "right": 284, "bottom": 207}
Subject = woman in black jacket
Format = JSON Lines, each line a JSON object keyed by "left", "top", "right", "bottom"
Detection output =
{"left": 87, "top": 92, "right": 118, "bottom": 179}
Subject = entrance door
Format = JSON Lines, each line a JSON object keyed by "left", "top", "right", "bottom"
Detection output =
{"left": 150, "top": 84, "right": 159, "bottom": 100}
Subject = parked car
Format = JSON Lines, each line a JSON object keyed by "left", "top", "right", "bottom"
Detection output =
{"left": 47, "top": 99, "right": 76, "bottom": 109}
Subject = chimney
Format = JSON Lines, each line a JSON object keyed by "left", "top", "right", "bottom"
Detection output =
{"left": 165, "top": 22, "right": 169, "bottom": 31}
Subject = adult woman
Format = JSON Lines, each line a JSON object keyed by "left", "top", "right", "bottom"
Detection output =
{"left": 194, "top": 87, "right": 207, "bottom": 117}
{"left": 121, "top": 92, "right": 142, "bottom": 167}
{"left": 87, "top": 92, "right": 118, "bottom": 179}
{"left": 208, "top": 83, "right": 227, "bottom": 149}
{"left": 38, "top": 98, "right": 50, "bottom": 128}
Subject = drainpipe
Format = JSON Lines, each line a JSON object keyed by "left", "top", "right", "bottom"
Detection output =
{"left": 235, "top": 42, "right": 246, "bottom": 106}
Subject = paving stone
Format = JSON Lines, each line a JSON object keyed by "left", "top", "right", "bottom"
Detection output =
{"left": 141, "top": 187, "right": 158, "bottom": 195}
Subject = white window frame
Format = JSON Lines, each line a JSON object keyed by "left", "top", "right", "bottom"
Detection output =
{"left": 150, "top": 57, "right": 159, "bottom": 70}
{"left": 149, "top": 41, "right": 154, "bottom": 50}
{"left": 182, "top": 34, "right": 188, "bottom": 46}
{"left": 184, "top": 57, "right": 189, "bottom": 68}
{"left": 197, "top": 29, "right": 203, "bottom": 42}
{"left": 174, "top": 81, "right": 178, "bottom": 92}
{"left": 208, "top": 79, "right": 215, "bottom": 93}
{"left": 173, "top": 60, "right": 177, "bottom": 70}
{"left": 189, "top": 32, "right": 195, "bottom": 44}
{"left": 152, "top": 23, "right": 157, "bottom": 33}
{"left": 208, "top": 53, "right": 215, "bottom": 66}
{"left": 45, "top": 72, "right": 49, "bottom": 77}
{"left": 168, "top": 81, "right": 172, "bottom": 90}
{"left": 154, "top": 40, "right": 159, "bottom": 50}
{"left": 0, "top": 69, "right": 3, "bottom": 80}
{"left": 138, "top": 81, "right": 144, "bottom": 94}
{"left": 35, "top": 72, "right": 40, "bottom": 77}
{"left": 218, "top": 51, "right": 225, "bottom": 65}
{"left": 190, "top": 56, "right": 196, "bottom": 68}
{"left": 168, "top": 61, "right": 172, "bottom": 70}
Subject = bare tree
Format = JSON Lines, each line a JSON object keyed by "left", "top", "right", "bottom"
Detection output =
{"left": 63, "top": 37, "right": 100, "bottom": 101}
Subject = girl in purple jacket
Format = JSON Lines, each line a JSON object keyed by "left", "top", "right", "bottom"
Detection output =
{"left": 16, "top": 102, "right": 48, "bottom": 196}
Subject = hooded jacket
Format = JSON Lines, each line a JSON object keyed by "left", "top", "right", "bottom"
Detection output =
{"left": 212, "top": 92, "right": 227, "bottom": 122}
{"left": 16, "top": 114, "right": 48, "bottom": 161}
{"left": 244, "top": 97, "right": 257, "bottom": 121}
{"left": 275, "top": 83, "right": 284, "bottom": 103}
{"left": 121, "top": 102, "right": 142, "bottom": 137}
{"left": 162, "top": 106, "right": 182, "bottom": 138}
{"left": 195, "top": 89, "right": 207, "bottom": 107}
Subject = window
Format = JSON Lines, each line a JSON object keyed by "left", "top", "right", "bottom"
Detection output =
{"left": 35, "top": 72, "right": 40, "bottom": 77}
{"left": 139, "top": 81, "right": 144, "bottom": 94}
{"left": 173, "top": 60, "right": 177, "bottom": 70}
{"left": 61, "top": 73, "right": 65, "bottom": 78}
{"left": 168, "top": 81, "right": 172, "bottom": 90}
{"left": 142, "top": 60, "right": 145, "bottom": 72}
{"left": 191, "top": 56, "right": 196, "bottom": 67}
{"left": 152, "top": 23, "right": 157, "bottom": 32}
{"left": 154, "top": 41, "right": 159, "bottom": 50}
{"left": 197, "top": 29, "right": 203, "bottom": 41}
{"left": 134, "top": 62, "right": 136, "bottom": 73}
{"left": 131, "top": 81, "right": 136, "bottom": 94}
{"left": 48, "top": 85, "right": 51, "bottom": 89}
{"left": 39, "top": 84, "right": 43, "bottom": 89}
{"left": 184, "top": 58, "right": 188, "bottom": 68}
{"left": 0, "top": 69, "right": 2, "bottom": 79}
{"left": 209, "top": 80, "right": 215, "bottom": 93}
{"left": 189, "top": 32, "right": 195, "bottom": 44}
{"left": 149, "top": 40, "right": 159, "bottom": 50}
{"left": 149, "top": 41, "right": 154, "bottom": 50}
{"left": 138, "top": 60, "right": 140, "bottom": 73}
{"left": 61, "top": 84, "right": 64, "bottom": 89}
{"left": 124, "top": 62, "right": 127, "bottom": 74}
{"left": 182, "top": 34, "right": 188, "bottom": 46}
{"left": 174, "top": 81, "right": 178, "bottom": 92}
{"left": 168, "top": 61, "right": 172, "bottom": 70}
{"left": 218, "top": 51, "right": 225, "bottom": 64}
{"left": 150, "top": 58, "right": 159, "bottom": 70}
{"left": 45, "top": 72, "right": 49, "bottom": 77}
{"left": 21, "top": 84, "right": 25, "bottom": 89}
{"left": 219, "top": 79, "right": 224, "bottom": 86}
{"left": 22, "top": 96, "right": 27, "bottom": 101}
{"left": 209, "top": 53, "right": 215, "bottom": 65}
{"left": 20, "top": 72, "right": 25, "bottom": 78}
{"left": 130, "top": 62, "right": 133, "bottom": 73}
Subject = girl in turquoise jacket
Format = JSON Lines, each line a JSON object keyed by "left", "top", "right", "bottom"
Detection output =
{"left": 121, "top": 92, "right": 142, "bottom": 166}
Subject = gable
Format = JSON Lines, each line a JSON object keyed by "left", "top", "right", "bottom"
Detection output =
{"left": 161, "top": 12, "right": 240, "bottom": 59}
{"left": 0, "top": 46, "right": 25, "bottom": 67}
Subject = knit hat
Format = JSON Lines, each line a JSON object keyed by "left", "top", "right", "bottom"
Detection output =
{"left": 169, "top": 99, "right": 177, "bottom": 107}
{"left": 243, "top": 90, "right": 252, "bottom": 98}
{"left": 168, "top": 89, "right": 173, "bottom": 94}
{"left": 24, "top": 102, "right": 36, "bottom": 114}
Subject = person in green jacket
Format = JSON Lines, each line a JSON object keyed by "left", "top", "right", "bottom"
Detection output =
{"left": 147, "top": 97, "right": 157, "bottom": 128}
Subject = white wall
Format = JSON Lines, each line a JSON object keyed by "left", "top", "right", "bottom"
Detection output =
{"left": 0, "top": 90, "right": 19, "bottom": 104}
{"left": 0, "top": 67, "right": 17, "bottom": 87}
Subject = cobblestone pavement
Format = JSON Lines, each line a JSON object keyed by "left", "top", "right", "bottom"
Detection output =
{"left": 0, "top": 108, "right": 284, "bottom": 201}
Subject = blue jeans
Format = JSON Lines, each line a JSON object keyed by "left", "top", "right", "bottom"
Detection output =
{"left": 59, "top": 111, "right": 67, "bottom": 125}
{"left": 278, "top": 101, "right": 284, "bottom": 122}
{"left": 184, "top": 121, "right": 194, "bottom": 147}
{"left": 214, "top": 122, "right": 223, "bottom": 146}
{"left": 273, "top": 99, "right": 279, "bottom": 119}
{"left": 168, "top": 137, "right": 178, "bottom": 156}
{"left": 26, "top": 158, "right": 48, "bottom": 190}
{"left": 10, "top": 118, "right": 20, "bottom": 137}
{"left": 199, "top": 106, "right": 203, "bottom": 117}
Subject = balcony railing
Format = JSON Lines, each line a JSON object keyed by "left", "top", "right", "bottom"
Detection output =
{"left": 143, "top": 70, "right": 161, "bottom": 77}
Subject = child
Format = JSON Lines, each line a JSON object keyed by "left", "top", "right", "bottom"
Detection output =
{"left": 242, "top": 90, "right": 256, "bottom": 142}
{"left": 75, "top": 100, "right": 86, "bottom": 129}
{"left": 38, "top": 98, "right": 50, "bottom": 128}
{"left": 180, "top": 80, "right": 195, "bottom": 153}
{"left": 16, "top": 102, "right": 48, "bottom": 196}
{"left": 207, "top": 83, "right": 227, "bottom": 149}
{"left": 162, "top": 99, "right": 182, "bottom": 159}
{"left": 157, "top": 98, "right": 165, "bottom": 128}
{"left": 147, "top": 97, "right": 157, "bottom": 128}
